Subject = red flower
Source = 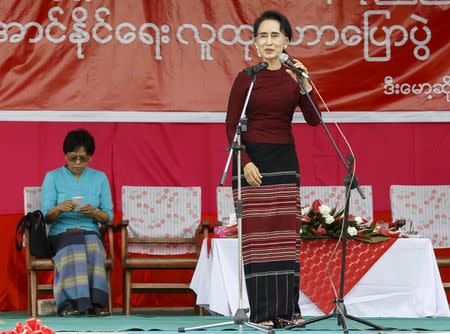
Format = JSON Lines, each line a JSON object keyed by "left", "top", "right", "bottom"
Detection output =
{"left": 310, "top": 224, "right": 327, "bottom": 236}
{"left": 356, "top": 230, "right": 372, "bottom": 240}
{"left": 311, "top": 200, "right": 322, "bottom": 214}
{"left": 299, "top": 198, "right": 399, "bottom": 243}
{"left": 299, "top": 214, "right": 311, "bottom": 224}
{"left": 1, "top": 318, "right": 55, "bottom": 334}
{"left": 377, "top": 227, "right": 401, "bottom": 238}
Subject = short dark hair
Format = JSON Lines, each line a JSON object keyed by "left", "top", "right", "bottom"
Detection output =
{"left": 63, "top": 129, "right": 96, "bottom": 155}
{"left": 253, "top": 10, "right": 292, "bottom": 41}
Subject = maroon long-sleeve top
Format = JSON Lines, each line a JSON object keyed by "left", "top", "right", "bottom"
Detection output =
{"left": 225, "top": 67, "right": 322, "bottom": 166}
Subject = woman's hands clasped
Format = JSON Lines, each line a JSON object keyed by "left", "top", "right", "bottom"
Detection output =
{"left": 56, "top": 200, "right": 96, "bottom": 217}
{"left": 244, "top": 162, "right": 263, "bottom": 186}
{"left": 78, "top": 204, "right": 97, "bottom": 217}
{"left": 56, "top": 200, "right": 77, "bottom": 212}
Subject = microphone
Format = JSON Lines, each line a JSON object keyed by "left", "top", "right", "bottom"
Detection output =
{"left": 243, "top": 62, "right": 268, "bottom": 76}
{"left": 279, "top": 53, "right": 309, "bottom": 79}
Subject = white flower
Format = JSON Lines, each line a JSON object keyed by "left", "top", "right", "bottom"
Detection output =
{"left": 324, "top": 215, "right": 335, "bottom": 224}
{"left": 354, "top": 216, "right": 363, "bottom": 225}
{"left": 347, "top": 226, "right": 358, "bottom": 236}
{"left": 319, "top": 204, "right": 331, "bottom": 216}
{"left": 301, "top": 206, "right": 311, "bottom": 215}
{"left": 299, "top": 228, "right": 303, "bottom": 234}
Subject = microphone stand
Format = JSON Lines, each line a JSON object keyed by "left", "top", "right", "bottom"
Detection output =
{"left": 179, "top": 67, "right": 274, "bottom": 334}
{"left": 285, "top": 75, "right": 384, "bottom": 334}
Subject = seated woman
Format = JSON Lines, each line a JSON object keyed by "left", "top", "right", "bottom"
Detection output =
{"left": 41, "top": 129, "right": 113, "bottom": 317}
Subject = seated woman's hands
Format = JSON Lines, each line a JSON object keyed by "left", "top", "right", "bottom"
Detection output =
{"left": 56, "top": 201, "right": 95, "bottom": 216}
{"left": 50, "top": 201, "right": 108, "bottom": 223}
{"left": 78, "top": 204, "right": 97, "bottom": 217}
{"left": 57, "top": 200, "right": 77, "bottom": 212}
{"left": 56, "top": 201, "right": 95, "bottom": 217}
{"left": 79, "top": 204, "right": 109, "bottom": 223}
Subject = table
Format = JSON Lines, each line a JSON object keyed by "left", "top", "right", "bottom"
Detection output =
{"left": 191, "top": 238, "right": 449, "bottom": 317}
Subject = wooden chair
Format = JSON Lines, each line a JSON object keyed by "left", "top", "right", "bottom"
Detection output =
{"left": 437, "top": 258, "right": 450, "bottom": 292}
{"left": 300, "top": 185, "right": 374, "bottom": 222}
{"left": 120, "top": 186, "right": 209, "bottom": 315}
{"left": 23, "top": 186, "right": 114, "bottom": 317}
{"left": 390, "top": 185, "right": 450, "bottom": 291}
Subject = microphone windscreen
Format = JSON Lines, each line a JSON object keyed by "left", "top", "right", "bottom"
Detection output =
{"left": 279, "top": 53, "right": 289, "bottom": 64}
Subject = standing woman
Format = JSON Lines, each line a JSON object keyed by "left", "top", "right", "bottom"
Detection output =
{"left": 42, "top": 129, "right": 113, "bottom": 317}
{"left": 225, "top": 10, "right": 321, "bottom": 327}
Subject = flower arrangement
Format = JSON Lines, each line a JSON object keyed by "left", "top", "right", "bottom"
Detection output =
{"left": 300, "top": 199, "right": 400, "bottom": 243}
{"left": 0, "top": 318, "right": 55, "bottom": 334}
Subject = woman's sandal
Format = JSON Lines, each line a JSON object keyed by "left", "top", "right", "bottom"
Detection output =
{"left": 292, "top": 313, "right": 305, "bottom": 326}
{"left": 88, "top": 305, "right": 111, "bottom": 316}
{"left": 257, "top": 320, "right": 274, "bottom": 328}
{"left": 273, "top": 314, "right": 305, "bottom": 328}
{"left": 60, "top": 309, "right": 80, "bottom": 317}
{"left": 274, "top": 318, "right": 292, "bottom": 328}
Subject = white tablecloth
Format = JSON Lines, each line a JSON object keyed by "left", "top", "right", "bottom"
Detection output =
{"left": 191, "top": 238, "right": 449, "bottom": 317}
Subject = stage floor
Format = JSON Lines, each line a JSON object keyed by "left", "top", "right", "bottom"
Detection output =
{"left": 1, "top": 312, "right": 450, "bottom": 333}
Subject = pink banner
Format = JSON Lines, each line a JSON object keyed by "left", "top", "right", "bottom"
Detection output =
{"left": 1, "top": 121, "right": 450, "bottom": 216}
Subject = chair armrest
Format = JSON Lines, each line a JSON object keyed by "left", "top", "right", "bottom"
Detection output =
{"left": 106, "top": 221, "right": 114, "bottom": 268}
{"left": 99, "top": 221, "right": 114, "bottom": 268}
{"left": 437, "top": 258, "right": 450, "bottom": 268}
{"left": 120, "top": 220, "right": 129, "bottom": 267}
{"left": 202, "top": 220, "right": 211, "bottom": 237}
{"left": 119, "top": 220, "right": 129, "bottom": 227}
{"left": 196, "top": 220, "right": 211, "bottom": 239}
{"left": 195, "top": 220, "right": 211, "bottom": 256}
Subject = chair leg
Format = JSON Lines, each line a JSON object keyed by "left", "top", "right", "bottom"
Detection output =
{"left": 30, "top": 270, "right": 38, "bottom": 318}
{"left": 195, "top": 305, "right": 204, "bottom": 316}
{"left": 107, "top": 269, "right": 113, "bottom": 314}
{"left": 123, "top": 270, "right": 131, "bottom": 315}
{"left": 27, "top": 271, "right": 32, "bottom": 316}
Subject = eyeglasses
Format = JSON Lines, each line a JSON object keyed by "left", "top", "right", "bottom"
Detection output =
{"left": 255, "top": 32, "right": 285, "bottom": 44}
{"left": 66, "top": 154, "right": 90, "bottom": 163}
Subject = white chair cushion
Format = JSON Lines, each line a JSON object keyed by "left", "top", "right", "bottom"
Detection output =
{"left": 24, "top": 187, "right": 42, "bottom": 213}
{"left": 122, "top": 186, "right": 201, "bottom": 255}
{"left": 300, "top": 185, "right": 374, "bottom": 223}
{"left": 391, "top": 185, "right": 450, "bottom": 248}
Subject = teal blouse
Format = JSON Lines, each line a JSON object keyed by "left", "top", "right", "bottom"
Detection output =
{"left": 41, "top": 166, "right": 114, "bottom": 236}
